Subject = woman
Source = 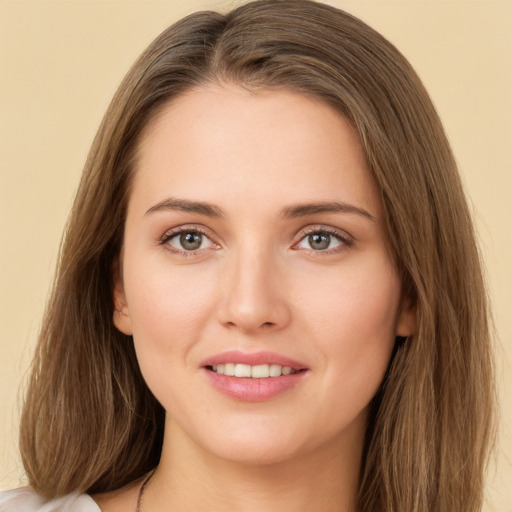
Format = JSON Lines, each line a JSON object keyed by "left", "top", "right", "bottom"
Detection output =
{"left": 0, "top": 0, "right": 495, "bottom": 511}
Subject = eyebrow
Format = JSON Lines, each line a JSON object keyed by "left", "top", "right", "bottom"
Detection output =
{"left": 280, "top": 201, "right": 375, "bottom": 221}
{"left": 145, "top": 198, "right": 375, "bottom": 221}
{"left": 145, "top": 198, "right": 224, "bottom": 217}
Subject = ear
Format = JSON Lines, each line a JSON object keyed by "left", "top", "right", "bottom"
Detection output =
{"left": 112, "top": 259, "right": 133, "bottom": 336}
{"left": 396, "top": 295, "right": 417, "bottom": 337}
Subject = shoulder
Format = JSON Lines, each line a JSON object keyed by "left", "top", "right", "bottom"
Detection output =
{"left": 0, "top": 487, "right": 100, "bottom": 512}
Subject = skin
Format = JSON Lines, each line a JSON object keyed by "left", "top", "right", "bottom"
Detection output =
{"left": 96, "top": 84, "right": 416, "bottom": 512}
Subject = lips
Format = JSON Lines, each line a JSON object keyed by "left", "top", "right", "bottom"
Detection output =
{"left": 209, "top": 363, "right": 298, "bottom": 378}
{"left": 200, "top": 350, "right": 307, "bottom": 370}
{"left": 200, "top": 350, "right": 309, "bottom": 401}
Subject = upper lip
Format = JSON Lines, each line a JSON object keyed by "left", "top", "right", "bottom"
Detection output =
{"left": 200, "top": 350, "right": 308, "bottom": 370}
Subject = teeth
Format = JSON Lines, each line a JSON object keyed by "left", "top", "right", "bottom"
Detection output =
{"left": 225, "top": 363, "right": 236, "bottom": 376}
{"left": 269, "top": 364, "right": 282, "bottom": 377}
{"left": 234, "top": 363, "right": 251, "bottom": 377}
{"left": 210, "top": 363, "right": 298, "bottom": 378}
{"left": 251, "top": 364, "right": 269, "bottom": 378}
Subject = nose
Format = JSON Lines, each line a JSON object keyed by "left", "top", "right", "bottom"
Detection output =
{"left": 216, "top": 246, "right": 291, "bottom": 334}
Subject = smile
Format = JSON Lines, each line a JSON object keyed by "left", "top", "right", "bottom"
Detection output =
{"left": 207, "top": 363, "right": 299, "bottom": 378}
{"left": 201, "top": 351, "right": 308, "bottom": 401}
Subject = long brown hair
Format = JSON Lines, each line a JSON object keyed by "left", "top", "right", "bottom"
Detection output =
{"left": 20, "top": 1, "right": 495, "bottom": 510}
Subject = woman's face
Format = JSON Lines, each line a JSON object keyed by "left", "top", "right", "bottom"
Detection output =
{"left": 114, "top": 84, "right": 415, "bottom": 465}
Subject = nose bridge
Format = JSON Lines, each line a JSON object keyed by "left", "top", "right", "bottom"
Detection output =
{"left": 218, "top": 241, "right": 290, "bottom": 333}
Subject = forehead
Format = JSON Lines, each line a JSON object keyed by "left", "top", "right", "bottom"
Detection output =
{"left": 131, "top": 84, "right": 380, "bottom": 217}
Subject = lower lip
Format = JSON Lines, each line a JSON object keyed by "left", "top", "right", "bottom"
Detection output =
{"left": 203, "top": 369, "right": 308, "bottom": 402}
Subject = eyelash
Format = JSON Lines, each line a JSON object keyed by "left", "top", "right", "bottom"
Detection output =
{"left": 159, "top": 225, "right": 353, "bottom": 257}
{"left": 159, "top": 226, "right": 218, "bottom": 257}
{"left": 293, "top": 226, "right": 353, "bottom": 255}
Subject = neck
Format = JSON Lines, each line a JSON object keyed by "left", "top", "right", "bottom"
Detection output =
{"left": 144, "top": 415, "right": 365, "bottom": 512}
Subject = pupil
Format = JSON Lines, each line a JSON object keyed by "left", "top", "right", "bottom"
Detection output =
{"left": 180, "top": 232, "right": 202, "bottom": 250}
{"left": 309, "top": 233, "right": 330, "bottom": 250}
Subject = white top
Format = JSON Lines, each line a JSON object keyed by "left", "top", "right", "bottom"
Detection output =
{"left": 0, "top": 487, "right": 100, "bottom": 512}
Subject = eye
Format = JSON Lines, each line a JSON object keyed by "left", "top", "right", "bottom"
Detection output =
{"left": 295, "top": 228, "right": 350, "bottom": 252}
{"left": 164, "top": 229, "right": 216, "bottom": 252}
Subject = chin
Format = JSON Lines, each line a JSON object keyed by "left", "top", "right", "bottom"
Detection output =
{"left": 190, "top": 413, "right": 355, "bottom": 468}
{"left": 207, "top": 435, "right": 307, "bottom": 467}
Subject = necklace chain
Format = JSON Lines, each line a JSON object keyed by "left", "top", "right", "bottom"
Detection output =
{"left": 135, "top": 470, "right": 155, "bottom": 512}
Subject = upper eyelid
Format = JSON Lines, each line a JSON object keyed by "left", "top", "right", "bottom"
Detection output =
{"left": 158, "top": 223, "right": 353, "bottom": 247}
{"left": 296, "top": 224, "right": 353, "bottom": 241}
{"left": 292, "top": 226, "right": 354, "bottom": 254}
{"left": 160, "top": 226, "right": 219, "bottom": 256}
{"left": 160, "top": 224, "right": 215, "bottom": 242}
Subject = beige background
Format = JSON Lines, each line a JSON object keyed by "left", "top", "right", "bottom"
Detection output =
{"left": 1, "top": 0, "right": 510, "bottom": 509}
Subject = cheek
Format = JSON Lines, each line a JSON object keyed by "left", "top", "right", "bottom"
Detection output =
{"left": 299, "top": 251, "right": 401, "bottom": 337}
{"left": 299, "top": 256, "right": 401, "bottom": 405}
{"left": 122, "top": 254, "right": 218, "bottom": 369}
{"left": 122, "top": 259, "right": 222, "bottom": 421}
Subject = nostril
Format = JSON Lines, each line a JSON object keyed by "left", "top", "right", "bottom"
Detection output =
{"left": 217, "top": 291, "right": 291, "bottom": 333}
